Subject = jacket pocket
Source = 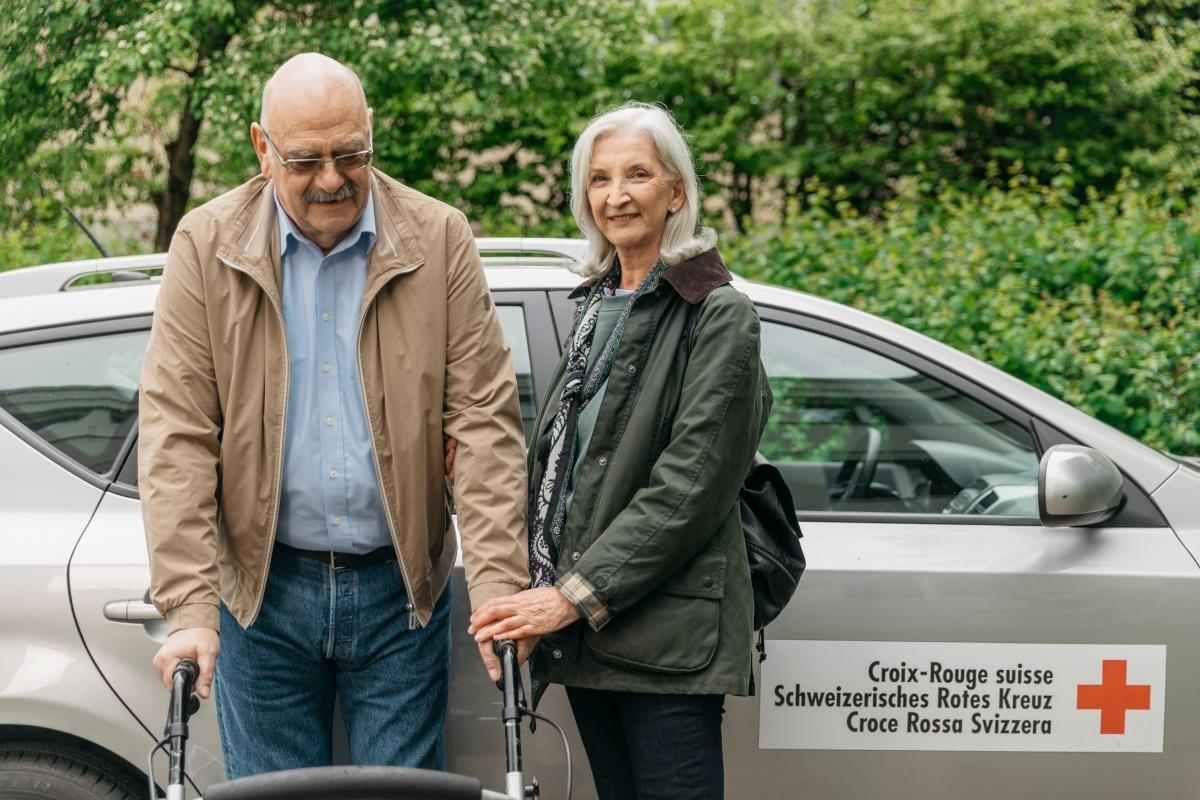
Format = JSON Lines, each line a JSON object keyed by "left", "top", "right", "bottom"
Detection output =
{"left": 584, "top": 580, "right": 724, "bottom": 674}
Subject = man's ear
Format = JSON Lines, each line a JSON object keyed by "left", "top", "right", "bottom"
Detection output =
{"left": 250, "top": 122, "right": 271, "bottom": 178}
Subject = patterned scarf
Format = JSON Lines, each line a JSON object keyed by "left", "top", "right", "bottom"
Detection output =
{"left": 528, "top": 259, "right": 670, "bottom": 588}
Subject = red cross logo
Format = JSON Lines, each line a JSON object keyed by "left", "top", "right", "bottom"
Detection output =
{"left": 1076, "top": 659, "right": 1151, "bottom": 734}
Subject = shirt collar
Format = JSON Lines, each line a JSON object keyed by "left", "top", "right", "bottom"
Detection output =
{"left": 274, "top": 186, "right": 376, "bottom": 258}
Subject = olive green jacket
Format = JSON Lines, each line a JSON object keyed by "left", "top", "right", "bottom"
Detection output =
{"left": 531, "top": 248, "right": 771, "bottom": 695}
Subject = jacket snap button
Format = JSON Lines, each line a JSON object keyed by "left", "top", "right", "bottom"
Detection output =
{"left": 571, "top": 551, "right": 581, "bottom": 561}
{"left": 627, "top": 364, "right": 636, "bottom": 374}
{"left": 597, "top": 456, "right": 608, "bottom": 466}
{"left": 552, "top": 649, "right": 563, "bottom": 660}
{"left": 703, "top": 576, "right": 714, "bottom": 588}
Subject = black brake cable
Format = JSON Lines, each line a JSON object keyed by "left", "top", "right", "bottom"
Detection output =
{"left": 519, "top": 706, "right": 572, "bottom": 800}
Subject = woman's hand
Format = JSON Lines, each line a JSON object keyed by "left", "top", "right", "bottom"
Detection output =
{"left": 469, "top": 587, "right": 582, "bottom": 644}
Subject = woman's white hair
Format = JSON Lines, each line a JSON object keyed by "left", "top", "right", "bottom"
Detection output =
{"left": 569, "top": 102, "right": 717, "bottom": 277}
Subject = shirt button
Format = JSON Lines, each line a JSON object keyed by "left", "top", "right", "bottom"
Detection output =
{"left": 597, "top": 456, "right": 608, "bottom": 466}
{"left": 323, "top": 363, "right": 332, "bottom": 373}
{"left": 333, "top": 516, "right": 343, "bottom": 526}
{"left": 322, "top": 312, "right": 330, "bottom": 322}
{"left": 326, "top": 416, "right": 335, "bottom": 426}
{"left": 329, "top": 469, "right": 338, "bottom": 479}
{"left": 552, "top": 649, "right": 563, "bottom": 660}
{"left": 571, "top": 551, "right": 581, "bottom": 561}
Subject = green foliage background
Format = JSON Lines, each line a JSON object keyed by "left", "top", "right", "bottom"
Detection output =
{"left": 1, "top": 0, "right": 1197, "bottom": 454}
{"left": 728, "top": 173, "right": 1200, "bottom": 454}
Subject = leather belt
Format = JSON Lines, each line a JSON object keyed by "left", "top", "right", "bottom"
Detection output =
{"left": 275, "top": 541, "right": 397, "bottom": 570}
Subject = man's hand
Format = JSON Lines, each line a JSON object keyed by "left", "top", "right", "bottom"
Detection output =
{"left": 468, "top": 587, "right": 581, "bottom": 646}
{"left": 475, "top": 636, "right": 540, "bottom": 682}
{"left": 153, "top": 628, "right": 220, "bottom": 699}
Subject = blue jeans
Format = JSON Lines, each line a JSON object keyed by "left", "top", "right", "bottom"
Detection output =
{"left": 214, "top": 544, "right": 451, "bottom": 779}
{"left": 566, "top": 686, "right": 726, "bottom": 800}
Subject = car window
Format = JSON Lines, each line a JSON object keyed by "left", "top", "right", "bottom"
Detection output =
{"left": 759, "top": 320, "right": 1039, "bottom": 516}
{"left": 0, "top": 330, "right": 149, "bottom": 476}
{"left": 495, "top": 304, "right": 538, "bottom": 440}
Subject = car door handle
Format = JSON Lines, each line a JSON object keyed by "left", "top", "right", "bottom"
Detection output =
{"left": 103, "top": 600, "right": 164, "bottom": 623}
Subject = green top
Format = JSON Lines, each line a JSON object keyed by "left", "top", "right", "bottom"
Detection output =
{"left": 565, "top": 292, "right": 632, "bottom": 512}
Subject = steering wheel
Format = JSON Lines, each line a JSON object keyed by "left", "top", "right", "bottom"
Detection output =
{"left": 831, "top": 426, "right": 882, "bottom": 504}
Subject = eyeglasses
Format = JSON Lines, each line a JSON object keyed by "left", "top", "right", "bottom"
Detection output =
{"left": 261, "top": 129, "right": 373, "bottom": 177}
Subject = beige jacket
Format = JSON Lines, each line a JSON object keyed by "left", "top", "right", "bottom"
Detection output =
{"left": 139, "top": 169, "right": 529, "bottom": 634}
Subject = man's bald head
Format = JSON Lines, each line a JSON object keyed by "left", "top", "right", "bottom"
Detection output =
{"left": 259, "top": 53, "right": 369, "bottom": 133}
{"left": 251, "top": 53, "right": 374, "bottom": 252}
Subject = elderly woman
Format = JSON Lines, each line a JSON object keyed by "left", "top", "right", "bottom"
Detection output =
{"left": 469, "top": 102, "right": 770, "bottom": 799}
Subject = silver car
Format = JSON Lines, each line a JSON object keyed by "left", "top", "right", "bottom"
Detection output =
{"left": 1, "top": 239, "right": 1198, "bottom": 799}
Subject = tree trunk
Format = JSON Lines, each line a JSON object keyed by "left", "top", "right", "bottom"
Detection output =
{"left": 152, "top": 15, "right": 245, "bottom": 250}
{"left": 729, "top": 169, "right": 753, "bottom": 234}
{"left": 154, "top": 96, "right": 201, "bottom": 251}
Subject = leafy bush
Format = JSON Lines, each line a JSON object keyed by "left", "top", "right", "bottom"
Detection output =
{"left": 726, "top": 174, "right": 1200, "bottom": 455}
{"left": 625, "top": 0, "right": 1197, "bottom": 227}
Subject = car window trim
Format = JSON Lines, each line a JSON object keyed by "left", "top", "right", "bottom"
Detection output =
{"left": 0, "top": 315, "right": 153, "bottom": 490}
{"left": 755, "top": 305, "right": 1041, "bottom": 434}
{"left": 795, "top": 511, "right": 1040, "bottom": 525}
{"left": 492, "top": 291, "right": 560, "bottom": 406}
{"left": 0, "top": 314, "right": 153, "bottom": 350}
{"left": 548, "top": 290, "right": 579, "bottom": 343}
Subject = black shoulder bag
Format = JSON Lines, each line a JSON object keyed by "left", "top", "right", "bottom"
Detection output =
{"left": 683, "top": 302, "right": 806, "bottom": 661}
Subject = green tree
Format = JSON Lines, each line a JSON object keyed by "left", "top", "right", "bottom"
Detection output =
{"left": 1, "top": 0, "right": 271, "bottom": 250}
{"left": 0, "top": 0, "right": 638, "bottom": 252}
{"left": 615, "top": 0, "right": 1196, "bottom": 230}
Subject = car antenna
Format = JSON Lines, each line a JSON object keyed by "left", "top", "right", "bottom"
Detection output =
{"left": 65, "top": 206, "right": 108, "bottom": 259}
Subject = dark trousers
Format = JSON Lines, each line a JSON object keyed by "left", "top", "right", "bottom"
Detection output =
{"left": 566, "top": 686, "right": 725, "bottom": 800}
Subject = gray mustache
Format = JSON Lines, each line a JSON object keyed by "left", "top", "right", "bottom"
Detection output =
{"left": 304, "top": 182, "right": 358, "bottom": 203}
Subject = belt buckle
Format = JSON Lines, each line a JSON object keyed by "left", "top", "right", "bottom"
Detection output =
{"left": 330, "top": 551, "right": 348, "bottom": 570}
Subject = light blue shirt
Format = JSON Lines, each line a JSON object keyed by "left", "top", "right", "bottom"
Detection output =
{"left": 275, "top": 190, "right": 391, "bottom": 553}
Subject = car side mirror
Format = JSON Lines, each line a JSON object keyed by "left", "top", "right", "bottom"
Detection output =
{"left": 1038, "top": 444, "right": 1124, "bottom": 527}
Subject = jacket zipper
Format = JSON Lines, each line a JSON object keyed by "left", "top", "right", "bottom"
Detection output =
{"left": 217, "top": 255, "right": 290, "bottom": 628}
{"left": 745, "top": 538, "right": 799, "bottom": 587}
{"left": 356, "top": 262, "right": 424, "bottom": 628}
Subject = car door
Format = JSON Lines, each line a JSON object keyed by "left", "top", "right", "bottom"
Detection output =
{"left": 0, "top": 318, "right": 176, "bottom": 784}
{"left": 67, "top": 289, "right": 576, "bottom": 792}
{"left": 723, "top": 305, "right": 1200, "bottom": 799}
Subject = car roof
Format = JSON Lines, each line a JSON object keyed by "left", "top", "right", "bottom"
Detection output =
{"left": 0, "top": 239, "right": 1178, "bottom": 491}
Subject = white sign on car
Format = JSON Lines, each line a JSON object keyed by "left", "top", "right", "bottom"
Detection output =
{"left": 760, "top": 640, "right": 1166, "bottom": 752}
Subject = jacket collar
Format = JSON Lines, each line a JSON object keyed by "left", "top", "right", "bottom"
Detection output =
{"left": 215, "top": 169, "right": 426, "bottom": 300}
{"left": 568, "top": 246, "right": 732, "bottom": 304}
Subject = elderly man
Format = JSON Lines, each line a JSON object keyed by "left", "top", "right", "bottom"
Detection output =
{"left": 139, "top": 53, "right": 530, "bottom": 777}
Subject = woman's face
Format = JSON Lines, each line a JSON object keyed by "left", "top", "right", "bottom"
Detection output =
{"left": 586, "top": 129, "right": 684, "bottom": 257}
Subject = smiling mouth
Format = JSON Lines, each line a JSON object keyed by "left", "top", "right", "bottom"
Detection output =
{"left": 608, "top": 213, "right": 639, "bottom": 222}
